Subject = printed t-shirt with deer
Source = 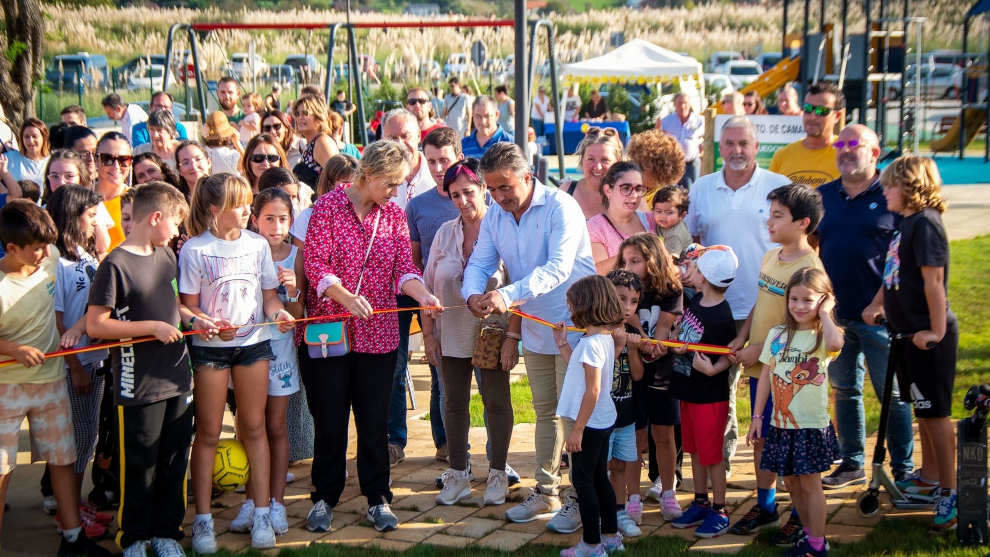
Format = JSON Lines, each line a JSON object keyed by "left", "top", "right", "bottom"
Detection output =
{"left": 744, "top": 248, "right": 824, "bottom": 379}
{"left": 178, "top": 230, "right": 279, "bottom": 348}
{"left": 759, "top": 325, "right": 835, "bottom": 430}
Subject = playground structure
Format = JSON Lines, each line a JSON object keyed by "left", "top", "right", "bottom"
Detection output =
{"left": 162, "top": 13, "right": 570, "bottom": 178}
{"left": 949, "top": 0, "right": 990, "bottom": 160}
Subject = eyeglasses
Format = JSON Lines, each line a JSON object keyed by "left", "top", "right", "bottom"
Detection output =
{"left": 443, "top": 162, "right": 482, "bottom": 187}
{"left": 250, "top": 153, "right": 281, "bottom": 164}
{"left": 75, "top": 150, "right": 95, "bottom": 163}
{"left": 833, "top": 139, "right": 868, "bottom": 150}
{"left": 99, "top": 153, "right": 132, "bottom": 168}
{"left": 584, "top": 127, "right": 618, "bottom": 138}
{"left": 616, "top": 184, "right": 648, "bottom": 197}
{"left": 802, "top": 103, "right": 834, "bottom": 116}
{"left": 262, "top": 123, "right": 283, "bottom": 133}
{"left": 406, "top": 98, "right": 430, "bottom": 105}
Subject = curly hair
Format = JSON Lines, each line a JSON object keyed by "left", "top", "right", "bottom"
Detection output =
{"left": 879, "top": 155, "right": 947, "bottom": 214}
{"left": 626, "top": 129, "right": 685, "bottom": 192}
{"left": 616, "top": 232, "right": 682, "bottom": 297}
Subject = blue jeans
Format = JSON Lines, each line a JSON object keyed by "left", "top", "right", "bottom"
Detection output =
{"left": 430, "top": 362, "right": 447, "bottom": 449}
{"left": 828, "top": 319, "right": 914, "bottom": 473}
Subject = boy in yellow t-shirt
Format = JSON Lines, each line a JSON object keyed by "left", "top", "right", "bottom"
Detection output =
{"left": 0, "top": 201, "right": 111, "bottom": 555}
{"left": 726, "top": 184, "right": 825, "bottom": 543}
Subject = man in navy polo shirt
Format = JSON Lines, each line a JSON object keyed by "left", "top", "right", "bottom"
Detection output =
{"left": 816, "top": 124, "right": 914, "bottom": 489}
{"left": 461, "top": 96, "right": 513, "bottom": 159}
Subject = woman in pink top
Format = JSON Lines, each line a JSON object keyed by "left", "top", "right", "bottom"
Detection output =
{"left": 586, "top": 161, "right": 654, "bottom": 275}
{"left": 300, "top": 140, "right": 441, "bottom": 532}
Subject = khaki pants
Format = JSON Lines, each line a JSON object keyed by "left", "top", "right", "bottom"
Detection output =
{"left": 523, "top": 349, "right": 568, "bottom": 496}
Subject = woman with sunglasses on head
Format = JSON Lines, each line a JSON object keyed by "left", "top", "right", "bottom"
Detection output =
{"left": 0, "top": 117, "right": 51, "bottom": 197}
{"left": 292, "top": 95, "right": 339, "bottom": 190}
{"left": 175, "top": 141, "right": 213, "bottom": 199}
{"left": 261, "top": 111, "right": 305, "bottom": 169}
{"left": 133, "top": 110, "right": 181, "bottom": 172}
{"left": 586, "top": 161, "right": 655, "bottom": 275}
{"left": 94, "top": 131, "right": 132, "bottom": 250}
{"left": 561, "top": 127, "right": 624, "bottom": 220}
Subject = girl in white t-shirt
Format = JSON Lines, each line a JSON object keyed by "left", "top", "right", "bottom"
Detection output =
{"left": 553, "top": 275, "right": 627, "bottom": 557}
{"left": 179, "top": 173, "right": 294, "bottom": 552}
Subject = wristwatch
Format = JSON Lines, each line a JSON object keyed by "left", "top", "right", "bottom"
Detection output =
{"left": 286, "top": 290, "right": 300, "bottom": 303}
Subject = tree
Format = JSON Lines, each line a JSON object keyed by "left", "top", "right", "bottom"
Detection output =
{"left": 0, "top": 0, "right": 44, "bottom": 133}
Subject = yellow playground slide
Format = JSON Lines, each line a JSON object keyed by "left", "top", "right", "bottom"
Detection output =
{"left": 931, "top": 108, "right": 988, "bottom": 153}
{"left": 741, "top": 56, "right": 801, "bottom": 98}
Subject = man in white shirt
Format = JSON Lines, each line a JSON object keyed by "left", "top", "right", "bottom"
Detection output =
{"left": 441, "top": 77, "right": 471, "bottom": 138}
{"left": 659, "top": 93, "right": 704, "bottom": 188}
{"left": 462, "top": 143, "right": 595, "bottom": 530}
{"left": 381, "top": 109, "right": 434, "bottom": 211}
{"left": 686, "top": 115, "right": 790, "bottom": 472}
{"left": 101, "top": 93, "right": 148, "bottom": 145}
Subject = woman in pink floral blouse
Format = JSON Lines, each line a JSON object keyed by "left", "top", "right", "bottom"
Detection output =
{"left": 300, "top": 140, "right": 441, "bottom": 533}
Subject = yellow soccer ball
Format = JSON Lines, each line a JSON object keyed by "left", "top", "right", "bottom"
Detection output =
{"left": 213, "top": 439, "right": 249, "bottom": 491}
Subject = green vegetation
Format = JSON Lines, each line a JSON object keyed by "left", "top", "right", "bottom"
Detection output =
{"left": 423, "top": 376, "right": 536, "bottom": 428}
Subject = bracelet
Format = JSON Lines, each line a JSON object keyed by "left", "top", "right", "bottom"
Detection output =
{"left": 286, "top": 290, "right": 300, "bottom": 303}
{"left": 505, "top": 331, "right": 521, "bottom": 341}
{"left": 752, "top": 414, "right": 763, "bottom": 420}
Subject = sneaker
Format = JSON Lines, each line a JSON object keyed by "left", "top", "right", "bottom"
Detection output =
{"left": 191, "top": 517, "right": 217, "bottom": 554}
{"left": 81, "top": 502, "right": 113, "bottom": 525}
{"left": 646, "top": 477, "right": 664, "bottom": 502}
{"left": 306, "top": 500, "right": 332, "bottom": 532}
{"left": 933, "top": 490, "right": 958, "bottom": 530}
{"left": 251, "top": 511, "right": 276, "bottom": 549}
{"left": 506, "top": 489, "right": 560, "bottom": 523}
{"left": 695, "top": 508, "right": 729, "bottom": 538}
{"left": 149, "top": 537, "right": 185, "bottom": 557}
{"left": 484, "top": 468, "right": 509, "bottom": 506}
{"left": 57, "top": 532, "right": 113, "bottom": 557}
{"left": 616, "top": 510, "right": 641, "bottom": 537}
{"left": 436, "top": 468, "right": 472, "bottom": 505}
{"left": 821, "top": 462, "right": 866, "bottom": 490}
{"left": 771, "top": 512, "right": 805, "bottom": 547}
{"left": 547, "top": 493, "right": 582, "bottom": 533}
{"left": 270, "top": 499, "right": 289, "bottom": 535}
{"left": 435, "top": 445, "right": 449, "bottom": 462}
{"left": 602, "top": 533, "right": 625, "bottom": 554}
{"left": 435, "top": 461, "right": 474, "bottom": 489}
{"left": 729, "top": 503, "right": 780, "bottom": 535}
{"left": 560, "top": 540, "right": 606, "bottom": 557}
{"left": 505, "top": 463, "right": 521, "bottom": 486}
{"left": 230, "top": 499, "right": 255, "bottom": 533}
{"left": 785, "top": 537, "right": 829, "bottom": 557}
{"left": 895, "top": 471, "right": 940, "bottom": 500}
{"left": 367, "top": 501, "right": 399, "bottom": 532}
{"left": 286, "top": 471, "right": 296, "bottom": 483}
{"left": 625, "top": 495, "right": 643, "bottom": 525}
{"left": 671, "top": 502, "right": 709, "bottom": 529}
{"left": 57, "top": 510, "right": 107, "bottom": 540}
{"left": 388, "top": 444, "right": 405, "bottom": 467}
{"left": 122, "top": 540, "right": 148, "bottom": 557}
{"left": 42, "top": 495, "right": 58, "bottom": 515}
{"left": 661, "top": 494, "right": 683, "bottom": 521}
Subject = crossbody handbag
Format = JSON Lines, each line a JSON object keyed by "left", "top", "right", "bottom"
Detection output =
{"left": 304, "top": 209, "right": 381, "bottom": 358}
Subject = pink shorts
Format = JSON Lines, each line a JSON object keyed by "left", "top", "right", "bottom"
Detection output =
{"left": 680, "top": 400, "right": 729, "bottom": 467}
{"left": 0, "top": 381, "right": 76, "bottom": 474}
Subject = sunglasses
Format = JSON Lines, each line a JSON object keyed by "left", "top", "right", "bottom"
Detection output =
{"left": 262, "top": 123, "right": 283, "bottom": 133}
{"left": 99, "top": 153, "right": 132, "bottom": 168}
{"left": 584, "top": 127, "right": 618, "bottom": 138}
{"left": 250, "top": 153, "right": 281, "bottom": 164}
{"left": 406, "top": 98, "right": 430, "bottom": 105}
{"left": 443, "top": 162, "right": 481, "bottom": 187}
{"left": 833, "top": 139, "right": 866, "bottom": 150}
{"left": 802, "top": 103, "right": 833, "bottom": 116}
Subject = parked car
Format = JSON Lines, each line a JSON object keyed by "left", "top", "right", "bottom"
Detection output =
{"left": 113, "top": 55, "right": 167, "bottom": 87}
{"left": 46, "top": 52, "right": 109, "bottom": 91}
{"left": 263, "top": 64, "right": 297, "bottom": 90}
{"left": 755, "top": 52, "right": 783, "bottom": 71}
{"left": 704, "top": 73, "right": 735, "bottom": 94}
{"left": 708, "top": 51, "right": 743, "bottom": 72}
{"left": 725, "top": 60, "right": 763, "bottom": 88}
{"left": 126, "top": 64, "right": 176, "bottom": 92}
{"left": 888, "top": 63, "right": 963, "bottom": 99}
{"left": 227, "top": 53, "right": 268, "bottom": 80}
{"left": 284, "top": 54, "right": 323, "bottom": 82}
{"left": 444, "top": 53, "right": 472, "bottom": 76}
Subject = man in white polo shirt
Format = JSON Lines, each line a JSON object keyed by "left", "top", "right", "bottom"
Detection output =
{"left": 685, "top": 115, "right": 790, "bottom": 474}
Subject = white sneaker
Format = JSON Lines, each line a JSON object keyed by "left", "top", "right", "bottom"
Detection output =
{"left": 546, "top": 493, "right": 582, "bottom": 533}
{"left": 435, "top": 468, "right": 471, "bottom": 505}
{"left": 149, "top": 537, "right": 185, "bottom": 557}
{"left": 270, "top": 499, "right": 289, "bottom": 535}
{"left": 505, "top": 489, "right": 560, "bottom": 523}
{"left": 617, "top": 510, "right": 642, "bottom": 537}
{"left": 122, "top": 540, "right": 149, "bottom": 557}
{"left": 191, "top": 517, "right": 217, "bottom": 554}
{"left": 230, "top": 499, "right": 255, "bottom": 533}
{"left": 42, "top": 495, "right": 57, "bottom": 515}
{"left": 251, "top": 510, "right": 276, "bottom": 549}
{"left": 646, "top": 477, "right": 664, "bottom": 502}
{"left": 483, "top": 468, "right": 508, "bottom": 506}
{"left": 286, "top": 471, "right": 296, "bottom": 483}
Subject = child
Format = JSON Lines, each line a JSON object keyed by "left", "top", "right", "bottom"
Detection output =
{"left": 179, "top": 173, "right": 294, "bottom": 553}
{"left": 240, "top": 92, "right": 264, "bottom": 146}
{"left": 652, "top": 185, "right": 691, "bottom": 258}
{"left": 668, "top": 245, "right": 739, "bottom": 538}
{"left": 257, "top": 167, "right": 304, "bottom": 216}
{"left": 0, "top": 200, "right": 109, "bottom": 556}
{"left": 749, "top": 267, "right": 843, "bottom": 556}
{"left": 119, "top": 188, "right": 135, "bottom": 237}
{"left": 727, "top": 183, "right": 824, "bottom": 541}
{"left": 18, "top": 179, "right": 40, "bottom": 203}
{"left": 604, "top": 270, "right": 645, "bottom": 538}
{"left": 48, "top": 185, "right": 113, "bottom": 538}
{"left": 228, "top": 188, "right": 305, "bottom": 535}
{"left": 554, "top": 275, "right": 626, "bottom": 557}
{"left": 867, "top": 155, "right": 957, "bottom": 529}
{"left": 616, "top": 233, "right": 683, "bottom": 519}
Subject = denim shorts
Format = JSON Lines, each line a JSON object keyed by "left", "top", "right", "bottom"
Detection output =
{"left": 607, "top": 423, "right": 638, "bottom": 462}
{"left": 189, "top": 340, "right": 274, "bottom": 370}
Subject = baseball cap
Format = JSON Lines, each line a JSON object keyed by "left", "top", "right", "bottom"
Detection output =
{"left": 694, "top": 245, "right": 738, "bottom": 288}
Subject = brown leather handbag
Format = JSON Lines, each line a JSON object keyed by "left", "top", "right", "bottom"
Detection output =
{"left": 471, "top": 325, "right": 505, "bottom": 370}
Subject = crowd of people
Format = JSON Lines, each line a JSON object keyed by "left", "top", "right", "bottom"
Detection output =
{"left": 0, "top": 75, "right": 960, "bottom": 557}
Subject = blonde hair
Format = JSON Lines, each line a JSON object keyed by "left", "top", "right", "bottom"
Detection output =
{"left": 358, "top": 140, "right": 410, "bottom": 184}
{"left": 576, "top": 127, "right": 623, "bottom": 166}
{"left": 293, "top": 94, "right": 332, "bottom": 135}
{"left": 186, "top": 172, "right": 253, "bottom": 237}
{"left": 879, "top": 155, "right": 947, "bottom": 214}
{"left": 242, "top": 92, "right": 263, "bottom": 112}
